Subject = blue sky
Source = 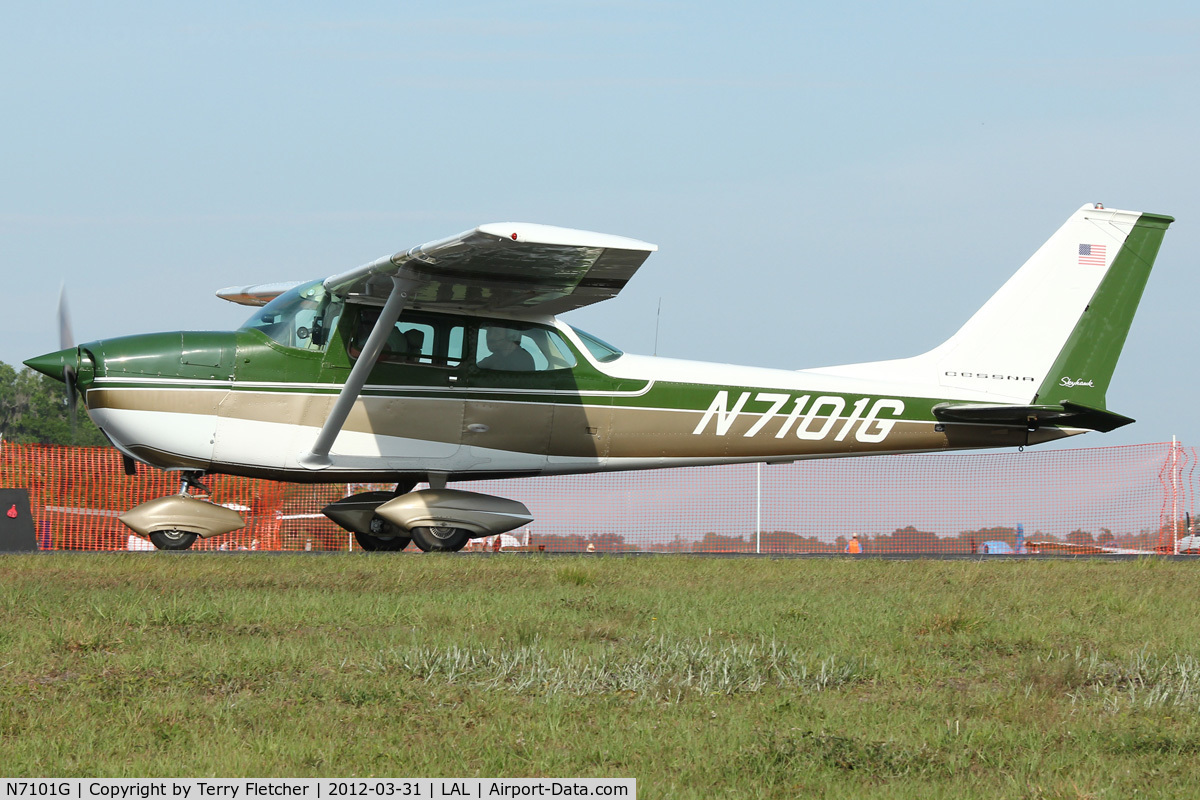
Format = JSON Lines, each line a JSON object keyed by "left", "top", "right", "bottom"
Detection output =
{"left": 3, "top": 2, "right": 1197, "bottom": 448}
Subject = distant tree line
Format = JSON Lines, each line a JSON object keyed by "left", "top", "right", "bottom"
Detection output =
{"left": 533, "top": 524, "right": 1172, "bottom": 553}
{"left": 0, "top": 361, "right": 109, "bottom": 446}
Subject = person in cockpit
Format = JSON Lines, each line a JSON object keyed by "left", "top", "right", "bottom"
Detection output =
{"left": 479, "top": 326, "right": 534, "bottom": 371}
{"left": 402, "top": 328, "right": 425, "bottom": 360}
{"left": 352, "top": 310, "right": 411, "bottom": 360}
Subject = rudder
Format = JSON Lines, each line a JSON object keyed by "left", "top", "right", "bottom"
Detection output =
{"left": 1033, "top": 210, "right": 1173, "bottom": 410}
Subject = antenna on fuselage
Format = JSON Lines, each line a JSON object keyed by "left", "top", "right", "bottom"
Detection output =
{"left": 654, "top": 298, "right": 662, "bottom": 356}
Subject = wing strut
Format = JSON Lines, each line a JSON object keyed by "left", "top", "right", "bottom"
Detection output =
{"left": 298, "top": 274, "right": 419, "bottom": 470}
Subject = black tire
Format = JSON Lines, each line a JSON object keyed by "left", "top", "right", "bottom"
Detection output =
{"left": 149, "top": 529, "right": 197, "bottom": 551}
{"left": 353, "top": 515, "right": 411, "bottom": 552}
{"left": 354, "top": 530, "right": 412, "bottom": 551}
{"left": 410, "top": 525, "right": 470, "bottom": 553}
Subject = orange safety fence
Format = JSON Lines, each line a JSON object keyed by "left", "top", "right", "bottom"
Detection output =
{"left": 1, "top": 440, "right": 1194, "bottom": 554}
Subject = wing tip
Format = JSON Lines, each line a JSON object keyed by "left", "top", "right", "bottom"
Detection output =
{"left": 476, "top": 222, "right": 657, "bottom": 252}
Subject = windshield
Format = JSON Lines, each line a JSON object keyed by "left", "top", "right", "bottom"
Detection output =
{"left": 570, "top": 326, "right": 623, "bottom": 363}
{"left": 240, "top": 280, "right": 344, "bottom": 350}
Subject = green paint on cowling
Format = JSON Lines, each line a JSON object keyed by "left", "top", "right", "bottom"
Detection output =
{"left": 1036, "top": 212, "right": 1173, "bottom": 409}
{"left": 74, "top": 331, "right": 239, "bottom": 386}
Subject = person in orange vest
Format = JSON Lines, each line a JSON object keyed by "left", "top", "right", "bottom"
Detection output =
{"left": 845, "top": 533, "right": 862, "bottom": 554}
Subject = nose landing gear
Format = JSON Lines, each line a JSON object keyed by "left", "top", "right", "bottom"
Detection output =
{"left": 118, "top": 471, "right": 246, "bottom": 551}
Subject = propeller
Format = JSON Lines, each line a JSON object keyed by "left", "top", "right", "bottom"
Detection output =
{"left": 57, "top": 286, "right": 78, "bottom": 437}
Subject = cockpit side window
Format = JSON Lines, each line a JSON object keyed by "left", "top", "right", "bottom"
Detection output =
{"left": 476, "top": 323, "right": 578, "bottom": 372}
{"left": 240, "top": 280, "right": 343, "bottom": 351}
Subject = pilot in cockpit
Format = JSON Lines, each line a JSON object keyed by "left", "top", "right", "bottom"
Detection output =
{"left": 479, "top": 326, "right": 534, "bottom": 371}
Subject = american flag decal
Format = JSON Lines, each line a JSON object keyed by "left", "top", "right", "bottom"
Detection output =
{"left": 1078, "top": 243, "right": 1107, "bottom": 266}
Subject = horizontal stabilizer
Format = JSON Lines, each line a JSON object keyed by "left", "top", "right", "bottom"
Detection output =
{"left": 933, "top": 401, "right": 1134, "bottom": 433}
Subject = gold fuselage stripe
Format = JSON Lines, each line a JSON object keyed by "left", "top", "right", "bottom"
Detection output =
{"left": 87, "top": 385, "right": 1070, "bottom": 471}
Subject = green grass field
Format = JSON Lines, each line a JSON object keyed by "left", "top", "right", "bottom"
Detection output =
{"left": 2, "top": 554, "right": 1199, "bottom": 798}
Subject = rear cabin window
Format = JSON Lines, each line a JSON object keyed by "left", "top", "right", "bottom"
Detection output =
{"left": 349, "top": 308, "right": 465, "bottom": 368}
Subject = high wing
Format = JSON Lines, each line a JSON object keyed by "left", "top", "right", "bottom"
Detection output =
{"left": 218, "top": 223, "right": 657, "bottom": 315}
{"left": 230, "top": 223, "right": 657, "bottom": 470}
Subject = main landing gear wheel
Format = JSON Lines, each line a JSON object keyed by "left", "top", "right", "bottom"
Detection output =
{"left": 149, "top": 529, "right": 198, "bottom": 551}
{"left": 354, "top": 517, "right": 412, "bottom": 552}
{"left": 410, "top": 525, "right": 470, "bottom": 553}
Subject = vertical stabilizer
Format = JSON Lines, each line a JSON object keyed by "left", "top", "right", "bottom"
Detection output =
{"left": 1033, "top": 210, "right": 1173, "bottom": 409}
{"left": 928, "top": 204, "right": 1172, "bottom": 404}
{"left": 815, "top": 204, "right": 1173, "bottom": 409}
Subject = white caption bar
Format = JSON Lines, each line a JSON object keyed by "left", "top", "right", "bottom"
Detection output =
{"left": 0, "top": 780, "right": 635, "bottom": 800}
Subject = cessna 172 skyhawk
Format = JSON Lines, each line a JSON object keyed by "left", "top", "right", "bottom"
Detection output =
{"left": 25, "top": 203, "right": 1172, "bottom": 551}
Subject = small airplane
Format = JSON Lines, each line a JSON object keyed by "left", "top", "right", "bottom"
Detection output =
{"left": 25, "top": 203, "right": 1172, "bottom": 551}
{"left": 1029, "top": 515, "right": 1196, "bottom": 556}
{"left": 1024, "top": 541, "right": 1162, "bottom": 556}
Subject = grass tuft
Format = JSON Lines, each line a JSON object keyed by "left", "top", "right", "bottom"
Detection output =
{"left": 555, "top": 565, "right": 595, "bottom": 586}
{"left": 361, "top": 635, "right": 873, "bottom": 699}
